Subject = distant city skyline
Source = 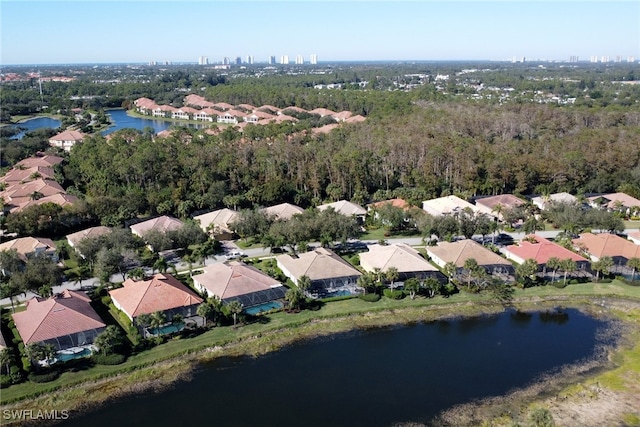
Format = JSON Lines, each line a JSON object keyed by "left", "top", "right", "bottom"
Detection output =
{"left": 1, "top": 1, "right": 639, "bottom": 66}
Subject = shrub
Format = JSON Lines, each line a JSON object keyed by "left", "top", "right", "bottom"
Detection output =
{"left": 383, "top": 289, "right": 405, "bottom": 300}
{"left": 93, "top": 353, "right": 126, "bottom": 365}
{"left": 9, "top": 365, "right": 23, "bottom": 384}
{"left": 550, "top": 281, "right": 566, "bottom": 289}
{"left": 28, "top": 370, "right": 60, "bottom": 383}
{"left": 359, "top": 293, "right": 381, "bottom": 302}
{"left": 0, "top": 374, "right": 12, "bottom": 388}
{"left": 101, "top": 295, "right": 112, "bottom": 306}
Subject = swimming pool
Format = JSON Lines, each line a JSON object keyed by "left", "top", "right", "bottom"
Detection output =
{"left": 244, "top": 301, "right": 283, "bottom": 315}
{"left": 56, "top": 347, "right": 93, "bottom": 362}
{"left": 146, "top": 322, "right": 185, "bottom": 337}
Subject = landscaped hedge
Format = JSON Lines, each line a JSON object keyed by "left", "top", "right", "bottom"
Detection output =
{"left": 383, "top": 289, "right": 405, "bottom": 300}
{"left": 93, "top": 353, "right": 126, "bottom": 365}
{"left": 0, "top": 374, "right": 12, "bottom": 388}
{"left": 28, "top": 370, "right": 60, "bottom": 383}
{"left": 359, "top": 293, "right": 381, "bottom": 302}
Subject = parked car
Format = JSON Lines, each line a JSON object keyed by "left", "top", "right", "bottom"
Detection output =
{"left": 226, "top": 250, "right": 246, "bottom": 260}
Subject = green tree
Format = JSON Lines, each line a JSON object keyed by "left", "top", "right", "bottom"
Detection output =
{"left": 297, "top": 275, "right": 311, "bottom": 295}
{"left": 385, "top": 267, "right": 399, "bottom": 290}
{"left": 227, "top": 300, "right": 244, "bottom": 325}
{"left": 25, "top": 342, "right": 56, "bottom": 365}
{"left": 94, "top": 325, "right": 125, "bottom": 356}
{"left": 591, "top": 256, "right": 613, "bottom": 282}
{"left": 627, "top": 257, "right": 640, "bottom": 282}
{"left": 0, "top": 348, "right": 14, "bottom": 375}
{"left": 443, "top": 261, "right": 457, "bottom": 284}
{"left": 149, "top": 311, "right": 167, "bottom": 336}
{"left": 545, "top": 257, "right": 563, "bottom": 283}
{"left": 422, "top": 277, "right": 441, "bottom": 298}
{"left": 403, "top": 277, "right": 420, "bottom": 299}
{"left": 516, "top": 258, "right": 539, "bottom": 288}
{"left": 561, "top": 258, "right": 577, "bottom": 286}
{"left": 463, "top": 258, "right": 481, "bottom": 288}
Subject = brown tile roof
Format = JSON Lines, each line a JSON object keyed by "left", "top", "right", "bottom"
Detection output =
{"left": 332, "top": 111, "right": 353, "bottom": 121}
{"left": 66, "top": 226, "right": 112, "bottom": 248}
{"left": 276, "top": 247, "right": 362, "bottom": 283}
{"left": 422, "top": 195, "right": 479, "bottom": 216}
{"left": 503, "top": 235, "right": 588, "bottom": 265}
{"left": 213, "top": 102, "right": 234, "bottom": 111}
{"left": 368, "top": 198, "right": 410, "bottom": 211}
{"left": 281, "top": 106, "right": 307, "bottom": 114}
{"left": 360, "top": 243, "right": 438, "bottom": 274}
{"left": 0, "top": 166, "right": 56, "bottom": 184}
{"left": 345, "top": 115, "right": 366, "bottom": 123}
{"left": 572, "top": 233, "right": 640, "bottom": 260}
{"left": 475, "top": 194, "right": 525, "bottom": 217}
{"left": 192, "top": 261, "right": 282, "bottom": 299}
{"left": 257, "top": 105, "right": 281, "bottom": 114}
{"left": 49, "top": 130, "right": 85, "bottom": 142}
{"left": 193, "top": 208, "right": 238, "bottom": 233}
{"left": 261, "top": 203, "right": 304, "bottom": 221}
{"left": 15, "top": 193, "right": 79, "bottom": 212}
{"left": 311, "top": 124, "right": 339, "bottom": 135}
{"left": 317, "top": 200, "right": 366, "bottom": 216}
{"left": 309, "top": 108, "right": 336, "bottom": 117}
{"left": 12, "top": 290, "right": 106, "bottom": 345}
{"left": 588, "top": 192, "right": 640, "bottom": 209}
{"left": 426, "top": 239, "right": 512, "bottom": 268}
{"left": 109, "top": 273, "right": 203, "bottom": 318}
{"left": 15, "top": 155, "right": 64, "bottom": 169}
{"left": 0, "top": 236, "right": 56, "bottom": 260}
{"left": 130, "top": 215, "right": 183, "bottom": 236}
{"left": 1, "top": 178, "right": 65, "bottom": 200}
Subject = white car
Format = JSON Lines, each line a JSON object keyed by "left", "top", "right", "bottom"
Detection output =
{"left": 226, "top": 250, "right": 245, "bottom": 260}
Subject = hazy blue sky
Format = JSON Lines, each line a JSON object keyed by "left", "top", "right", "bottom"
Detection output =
{"left": 1, "top": 1, "right": 639, "bottom": 65}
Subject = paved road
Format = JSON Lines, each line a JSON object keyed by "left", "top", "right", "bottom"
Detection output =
{"left": 2, "top": 228, "right": 637, "bottom": 308}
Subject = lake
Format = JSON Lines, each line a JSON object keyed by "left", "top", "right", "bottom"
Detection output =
{"left": 61, "top": 308, "right": 613, "bottom": 427}
{"left": 5, "top": 117, "right": 61, "bottom": 139}
{"left": 102, "top": 109, "right": 207, "bottom": 135}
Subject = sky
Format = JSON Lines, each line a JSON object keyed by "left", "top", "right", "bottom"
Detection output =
{"left": 1, "top": 1, "right": 639, "bottom": 65}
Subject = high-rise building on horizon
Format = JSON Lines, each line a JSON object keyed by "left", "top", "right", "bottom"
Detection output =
{"left": 295, "top": 55, "right": 304, "bottom": 65}
{"left": 280, "top": 55, "right": 289, "bottom": 65}
{"left": 235, "top": 57, "right": 242, "bottom": 65}
{"left": 310, "top": 54, "right": 318, "bottom": 65}
{"left": 246, "top": 55, "right": 254, "bottom": 65}
{"left": 269, "top": 55, "right": 276, "bottom": 65}
{"left": 198, "top": 56, "right": 209, "bottom": 65}
{"left": 223, "top": 57, "right": 230, "bottom": 65}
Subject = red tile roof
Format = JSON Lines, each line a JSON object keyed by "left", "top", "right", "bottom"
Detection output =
{"left": 109, "top": 273, "right": 203, "bottom": 318}
{"left": 193, "top": 261, "right": 282, "bottom": 300}
{"left": 504, "top": 235, "right": 588, "bottom": 265}
{"left": 12, "top": 290, "right": 106, "bottom": 345}
{"left": 368, "top": 198, "right": 410, "bottom": 210}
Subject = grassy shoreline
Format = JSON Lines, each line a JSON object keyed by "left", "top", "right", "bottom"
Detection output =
{"left": 1, "top": 282, "right": 640, "bottom": 425}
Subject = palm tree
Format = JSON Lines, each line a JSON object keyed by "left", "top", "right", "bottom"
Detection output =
{"left": 149, "top": 311, "right": 167, "bottom": 336}
{"left": 227, "top": 300, "right": 243, "bottom": 326}
{"left": 0, "top": 348, "right": 13, "bottom": 375}
{"left": 404, "top": 277, "right": 420, "bottom": 299}
{"left": 443, "top": 262, "right": 457, "bottom": 284}
{"left": 591, "top": 256, "right": 614, "bottom": 282}
{"left": 94, "top": 325, "right": 124, "bottom": 356}
{"left": 546, "top": 257, "right": 562, "bottom": 282}
{"left": 561, "top": 259, "right": 577, "bottom": 286}
{"left": 386, "top": 267, "right": 399, "bottom": 290}
{"left": 516, "top": 258, "right": 539, "bottom": 288}
{"left": 297, "top": 275, "right": 311, "bottom": 296}
{"left": 463, "top": 258, "right": 480, "bottom": 288}
{"left": 627, "top": 257, "right": 640, "bottom": 282}
{"left": 285, "top": 287, "right": 304, "bottom": 311}
{"left": 153, "top": 257, "right": 168, "bottom": 274}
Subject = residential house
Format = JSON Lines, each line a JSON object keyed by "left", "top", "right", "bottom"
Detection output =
{"left": 192, "top": 261, "right": 286, "bottom": 308}
{"left": 261, "top": 203, "right": 304, "bottom": 221}
{"left": 368, "top": 198, "right": 410, "bottom": 212}
{"left": 474, "top": 194, "right": 526, "bottom": 220}
{"left": 426, "top": 239, "right": 514, "bottom": 276}
{"left": 193, "top": 208, "right": 238, "bottom": 238}
{"left": 237, "top": 103, "right": 256, "bottom": 112}
{"left": 130, "top": 215, "right": 184, "bottom": 239}
{"left": 12, "top": 290, "right": 106, "bottom": 352}
{"left": 281, "top": 106, "right": 308, "bottom": 115}
{"left": 0, "top": 237, "right": 58, "bottom": 262}
{"left": 573, "top": 233, "right": 640, "bottom": 271}
{"left": 66, "top": 226, "right": 112, "bottom": 254}
{"left": 628, "top": 231, "right": 640, "bottom": 246}
{"left": 152, "top": 105, "right": 177, "bottom": 118}
{"left": 422, "top": 195, "right": 479, "bottom": 217}
{"left": 212, "top": 102, "right": 234, "bottom": 111}
{"left": 345, "top": 115, "right": 366, "bottom": 124}
{"left": 502, "top": 235, "right": 590, "bottom": 273}
{"left": 531, "top": 192, "right": 577, "bottom": 211}
{"left": 14, "top": 154, "right": 64, "bottom": 169}
{"left": 359, "top": 243, "right": 445, "bottom": 282}
{"left": 311, "top": 124, "right": 339, "bottom": 135}
{"left": 16, "top": 193, "right": 79, "bottom": 213}
{"left": 317, "top": 200, "right": 367, "bottom": 221}
{"left": 184, "top": 94, "right": 215, "bottom": 109}
{"left": 217, "top": 110, "right": 246, "bottom": 124}
{"left": 48, "top": 130, "right": 85, "bottom": 152}
{"left": 309, "top": 108, "right": 336, "bottom": 117}
{"left": 244, "top": 111, "right": 275, "bottom": 123}
{"left": 276, "top": 247, "right": 362, "bottom": 296}
{"left": 588, "top": 192, "right": 640, "bottom": 216}
{"left": 193, "top": 108, "right": 221, "bottom": 122}
{"left": 0, "top": 178, "right": 67, "bottom": 210}
{"left": 257, "top": 105, "right": 281, "bottom": 115}
{"left": 332, "top": 111, "right": 353, "bottom": 122}
{"left": 109, "top": 273, "right": 203, "bottom": 329}
{"left": 172, "top": 106, "right": 199, "bottom": 120}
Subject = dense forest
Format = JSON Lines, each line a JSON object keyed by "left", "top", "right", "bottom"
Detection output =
{"left": 2, "top": 62, "right": 640, "bottom": 234}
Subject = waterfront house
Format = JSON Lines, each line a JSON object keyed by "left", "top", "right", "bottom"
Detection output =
{"left": 109, "top": 273, "right": 203, "bottom": 327}
{"left": 502, "top": 235, "right": 589, "bottom": 273}
{"left": 192, "top": 261, "right": 286, "bottom": 308}
{"left": 360, "top": 243, "right": 445, "bottom": 282}
{"left": 474, "top": 194, "right": 526, "bottom": 220}
{"left": 12, "top": 290, "right": 106, "bottom": 352}
{"left": 426, "top": 239, "right": 514, "bottom": 277}
{"left": 276, "top": 247, "right": 362, "bottom": 296}
{"left": 572, "top": 232, "right": 640, "bottom": 272}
